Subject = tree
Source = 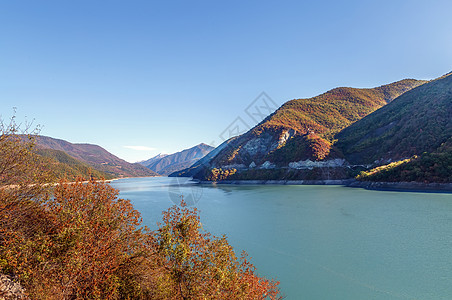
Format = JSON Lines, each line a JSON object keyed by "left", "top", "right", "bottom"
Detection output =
{"left": 44, "top": 179, "right": 154, "bottom": 299}
{"left": 153, "top": 201, "right": 281, "bottom": 300}
{"left": 0, "top": 113, "right": 50, "bottom": 229}
{"left": 0, "top": 114, "right": 52, "bottom": 292}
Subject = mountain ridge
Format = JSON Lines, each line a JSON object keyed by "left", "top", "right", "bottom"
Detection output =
{"left": 336, "top": 72, "right": 452, "bottom": 163}
{"left": 141, "top": 143, "right": 214, "bottom": 176}
{"left": 33, "top": 136, "right": 158, "bottom": 178}
{"left": 335, "top": 72, "right": 452, "bottom": 183}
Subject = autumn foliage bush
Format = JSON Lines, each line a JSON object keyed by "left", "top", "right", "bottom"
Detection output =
{"left": 0, "top": 117, "right": 281, "bottom": 299}
{"left": 154, "top": 202, "right": 280, "bottom": 299}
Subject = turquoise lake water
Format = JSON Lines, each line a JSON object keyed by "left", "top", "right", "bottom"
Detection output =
{"left": 111, "top": 177, "right": 452, "bottom": 300}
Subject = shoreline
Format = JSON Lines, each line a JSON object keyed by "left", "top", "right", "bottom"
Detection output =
{"left": 198, "top": 179, "right": 353, "bottom": 185}
{"left": 196, "top": 179, "right": 452, "bottom": 193}
{"left": 347, "top": 180, "right": 452, "bottom": 193}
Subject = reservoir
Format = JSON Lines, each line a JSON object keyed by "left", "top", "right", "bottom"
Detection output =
{"left": 111, "top": 177, "right": 452, "bottom": 299}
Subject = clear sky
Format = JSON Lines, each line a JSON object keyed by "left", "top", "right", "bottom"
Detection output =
{"left": 1, "top": 0, "right": 451, "bottom": 162}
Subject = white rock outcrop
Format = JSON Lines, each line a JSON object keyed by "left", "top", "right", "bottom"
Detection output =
{"left": 221, "top": 164, "right": 246, "bottom": 170}
{"left": 260, "top": 161, "right": 276, "bottom": 169}
{"left": 288, "top": 159, "right": 346, "bottom": 170}
{"left": 0, "top": 275, "right": 28, "bottom": 300}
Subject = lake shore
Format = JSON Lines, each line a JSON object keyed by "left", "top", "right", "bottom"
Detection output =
{"left": 347, "top": 180, "right": 452, "bottom": 193}
{"left": 196, "top": 179, "right": 452, "bottom": 193}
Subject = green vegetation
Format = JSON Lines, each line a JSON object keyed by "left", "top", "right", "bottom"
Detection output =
{"left": 0, "top": 117, "right": 281, "bottom": 299}
{"left": 36, "top": 148, "right": 114, "bottom": 181}
{"left": 336, "top": 73, "right": 452, "bottom": 164}
{"left": 357, "top": 138, "right": 452, "bottom": 183}
{"left": 357, "top": 158, "right": 412, "bottom": 180}
{"left": 33, "top": 135, "right": 158, "bottom": 178}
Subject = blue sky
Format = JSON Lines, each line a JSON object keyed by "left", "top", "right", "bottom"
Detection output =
{"left": 1, "top": 0, "right": 451, "bottom": 162}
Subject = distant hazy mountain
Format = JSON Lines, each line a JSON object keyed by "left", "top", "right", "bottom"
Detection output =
{"left": 140, "top": 143, "right": 214, "bottom": 175}
{"left": 169, "top": 138, "right": 239, "bottom": 178}
{"left": 139, "top": 153, "right": 168, "bottom": 166}
{"left": 173, "top": 78, "right": 427, "bottom": 181}
{"left": 34, "top": 136, "right": 159, "bottom": 178}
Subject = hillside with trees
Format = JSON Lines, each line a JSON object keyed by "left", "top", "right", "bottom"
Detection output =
{"left": 336, "top": 72, "right": 452, "bottom": 165}
{"left": 173, "top": 78, "right": 427, "bottom": 181}
{"left": 33, "top": 136, "right": 158, "bottom": 179}
{"left": 355, "top": 138, "right": 452, "bottom": 183}
{"left": 337, "top": 72, "right": 452, "bottom": 183}
{"left": 36, "top": 148, "right": 114, "bottom": 181}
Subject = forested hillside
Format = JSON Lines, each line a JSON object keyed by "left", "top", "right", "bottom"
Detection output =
{"left": 174, "top": 78, "right": 427, "bottom": 181}
{"left": 33, "top": 136, "right": 158, "bottom": 178}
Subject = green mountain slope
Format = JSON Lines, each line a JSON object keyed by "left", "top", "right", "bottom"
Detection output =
{"left": 36, "top": 148, "right": 114, "bottom": 180}
{"left": 33, "top": 136, "right": 159, "bottom": 178}
{"left": 334, "top": 72, "right": 452, "bottom": 183}
{"left": 336, "top": 72, "right": 452, "bottom": 165}
{"left": 181, "top": 78, "right": 426, "bottom": 181}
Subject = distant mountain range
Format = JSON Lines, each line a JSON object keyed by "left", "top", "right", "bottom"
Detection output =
{"left": 140, "top": 143, "right": 214, "bottom": 176}
{"left": 172, "top": 73, "right": 451, "bottom": 183}
{"left": 33, "top": 136, "right": 159, "bottom": 179}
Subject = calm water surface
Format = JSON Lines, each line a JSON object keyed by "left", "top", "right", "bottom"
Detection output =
{"left": 111, "top": 177, "right": 452, "bottom": 300}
